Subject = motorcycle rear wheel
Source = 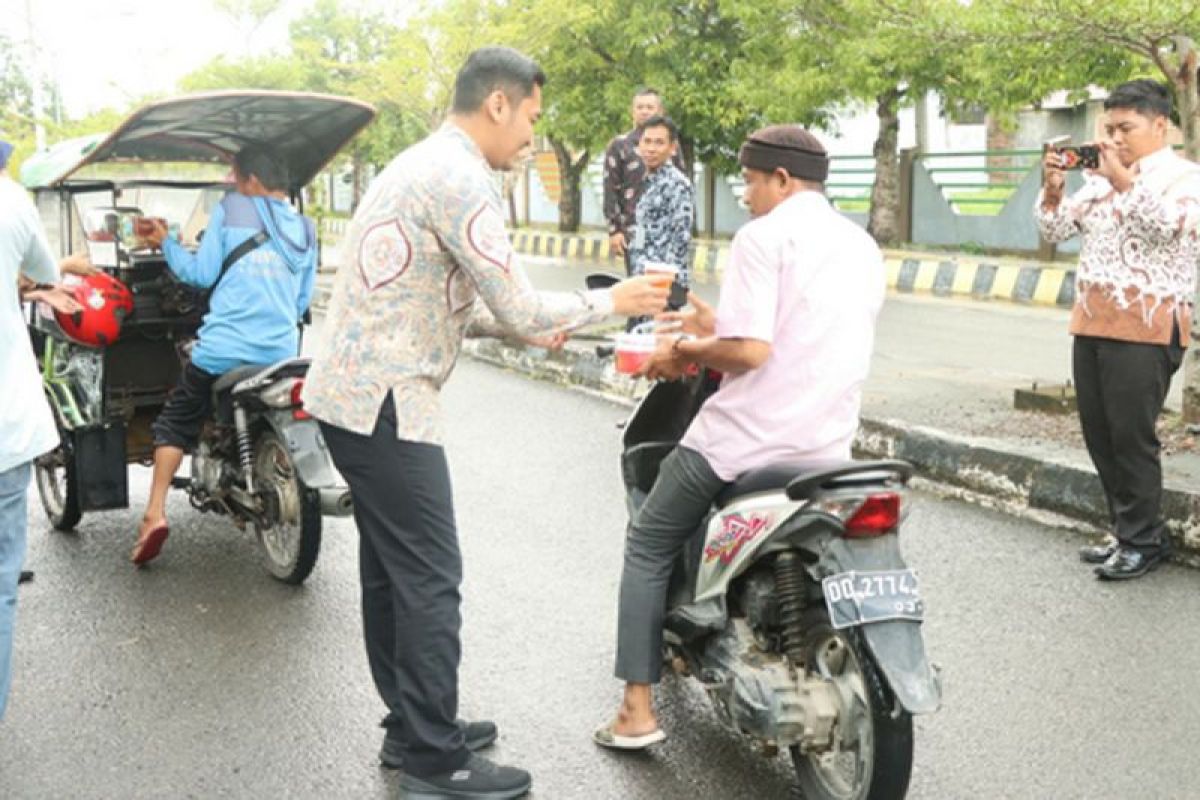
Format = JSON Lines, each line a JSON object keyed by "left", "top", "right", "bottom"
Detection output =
{"left": 252, "top": 430, "right": 321, "bottom": 584}
{"left": 790, "top": 611, "right": 914, "bottom": 800}
{"left": 34, "top": 442, "right": 82, "bottom": 531}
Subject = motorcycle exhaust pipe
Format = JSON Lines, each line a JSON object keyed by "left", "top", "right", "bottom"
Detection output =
{"left": 320, "top": 488, "right": 354, "bottom": 517}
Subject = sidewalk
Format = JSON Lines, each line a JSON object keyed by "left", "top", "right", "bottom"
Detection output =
{"left": 313, "top": 238, "right": 1200, "bottom": 564}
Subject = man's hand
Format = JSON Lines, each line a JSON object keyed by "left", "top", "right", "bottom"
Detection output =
{"left": 144, "top": 219, "right": 169, "bottom": 248}
{"left": 520, "top": 332, "right": 568, "bottom": 350}
{"left": 642, "top": 334, "right": 689, "bottom": 381}
{"left": 609, "top": 231, "right": 627, "bottom": 257}
{"left": 657, "top": 292, "right": 715, "bottom": 337}
{"left": 610, "top": 274, "right": 669, "bottom": 317}
{"left": 1094, "top": 141, "right": 1135, "bottom": 193}
{"left": 1041, "top": 145, "right": 1066, "bottom": 209}
{"left": 25, "top": 285, "right": 82, "bottom": 315}
{"left": 60, "top": 252, "right": 98, "bottom": 276}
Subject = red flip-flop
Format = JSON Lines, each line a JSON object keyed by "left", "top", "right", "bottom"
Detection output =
{"left": 131, "top": 524, "right": 169, "bottom": 566}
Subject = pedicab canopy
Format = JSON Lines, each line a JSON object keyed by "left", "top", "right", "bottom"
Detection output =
{"left": 21, "top": 91, "right": 377, "bottom": 192}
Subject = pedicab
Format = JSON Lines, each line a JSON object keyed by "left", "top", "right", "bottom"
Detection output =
{"left": 21, "top": 91, "right": 376, "bottom": 583}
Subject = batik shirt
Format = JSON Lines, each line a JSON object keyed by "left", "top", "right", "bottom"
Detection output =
{"left": 628, "top": 163, "right": 694, "bottom": 283}
{"left": 602, "top": 128, "right": 686, "bottom": 237}
{"left": 1036, "top": 146, "right": 1200, "bottom": 346}
{"left": 303, "top": 125, "right": 614, "bottom": 444}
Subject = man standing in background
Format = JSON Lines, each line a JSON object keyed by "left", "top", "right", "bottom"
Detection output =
{"left": 603, "top": 88, "right": 688, "bottom": 274}
{"left": 627, "top": 115, "right": 693, "bottom": 283}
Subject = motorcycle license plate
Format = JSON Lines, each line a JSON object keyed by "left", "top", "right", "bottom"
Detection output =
{"left": 822, "top": 569, "right": 924, "bottom": 630}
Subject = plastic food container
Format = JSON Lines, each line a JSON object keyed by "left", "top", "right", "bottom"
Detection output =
{"left": 614, "top": 332, "right": 657, "bottom": 375}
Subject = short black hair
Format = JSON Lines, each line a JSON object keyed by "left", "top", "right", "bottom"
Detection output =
{"left": 451, "top": 46, "right": 546, "bottom": 114}
{"left": 640, "top": 114, "right": 678, "bottom": 143}
{"left": 1104, "top": 79, "right": 1172, "bottom": 119}
{"left": 234, "top": 144, "right": 289, "bottom": 191}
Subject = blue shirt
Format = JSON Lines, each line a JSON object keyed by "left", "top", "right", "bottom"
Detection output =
{"left": 163, "top": 193, "right": 317, "bottom": 375}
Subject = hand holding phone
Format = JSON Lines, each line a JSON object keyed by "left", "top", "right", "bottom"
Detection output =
{"left": 1057, "top": 145, "right": 1099, "bottom": 170}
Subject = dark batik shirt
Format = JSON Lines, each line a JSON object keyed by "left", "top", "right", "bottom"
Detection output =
{"left": 602, "top": 128, "right": 686, "bottom": 236}
{"left": 628, "top": 163, "right": 694, "bottom": 284}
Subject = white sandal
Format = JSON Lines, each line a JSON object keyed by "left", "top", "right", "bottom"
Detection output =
{"left": 592, "top": 722, "right": 667, "bottom": 751}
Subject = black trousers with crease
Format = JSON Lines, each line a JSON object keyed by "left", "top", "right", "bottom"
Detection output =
{"left": 1072, "top": 331, "right": 1184, "bottom": 553}
{"left": 318, "top": 395, "right": 469, "bottom": 778}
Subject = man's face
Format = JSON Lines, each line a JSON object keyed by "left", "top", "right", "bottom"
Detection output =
{"left": 1103, "top": 107, "right": 1167, "bottom": 167}
{"left": 487, "top": 84, "right": 542, "bottom": 171}
{"left": 741, "top": 167, "right": 788, "bottom": 218}
{"left": 631, "top": 93, "right": 663, "bottom": 127}
{"left": 637, "top": 125, "right": 675, "bottom": 171}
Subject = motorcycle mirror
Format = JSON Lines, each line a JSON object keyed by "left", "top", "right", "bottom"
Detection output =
{"left": 585, "top": 272, "right": 622, "bottom": 290}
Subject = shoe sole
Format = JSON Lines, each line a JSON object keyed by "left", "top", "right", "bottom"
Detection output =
{"left": 1094, "top": 556, "right": 1164, "bottom": 581}
{"left": 381, "top": 730, "right": 500, "bottom": 770}
{"left": 398, "top": 777, "right": 531, "bottom": 800}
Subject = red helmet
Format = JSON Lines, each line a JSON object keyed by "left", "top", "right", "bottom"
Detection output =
{"left": 55, "top": 272, "right": 135, "bottom": 348}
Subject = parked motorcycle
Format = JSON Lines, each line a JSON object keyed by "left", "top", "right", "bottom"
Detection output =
{"left": 180, "top": 356, "right": 352, "bottom": 584}
{"left": 607, "top": 287, "right": 940, "bottom": 799}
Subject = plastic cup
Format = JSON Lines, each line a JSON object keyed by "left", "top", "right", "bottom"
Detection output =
{"left": 614, "top": 332, "right": 657, "bottom": 375}
{"left": 642, "top": 261, "right": 678, "bottom": 289}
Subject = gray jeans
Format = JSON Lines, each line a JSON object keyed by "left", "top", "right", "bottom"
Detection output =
{"left": 615, "top": 446, "right": 727, "bottom": 684}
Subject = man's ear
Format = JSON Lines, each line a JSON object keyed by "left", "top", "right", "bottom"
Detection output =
{"left": 773, "top": 167, "right": 791, "bottom": 188}
{"left": 485, "top": 90, "right": 508, "bottom": 123}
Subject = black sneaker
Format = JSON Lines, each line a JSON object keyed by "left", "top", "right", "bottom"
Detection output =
{"left": 399, "top": 754, "right": 531, "bottom": 800}
{"left": 381, "top": 719, "right": 498, "bottom": 769}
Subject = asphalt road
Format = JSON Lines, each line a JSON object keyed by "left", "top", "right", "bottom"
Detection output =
{"left": 4, "top": 359, "right": 1200, "bottom": 799}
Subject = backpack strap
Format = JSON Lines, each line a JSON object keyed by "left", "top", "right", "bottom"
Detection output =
{"left": 213, "top": 230, "right": 270, "bottom": 292}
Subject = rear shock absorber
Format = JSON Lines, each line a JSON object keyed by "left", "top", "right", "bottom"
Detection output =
{"left": 233, "top": 405, "right": 255, "bottom": 493}
{"left": 774, "top": 552, "right": 808, "bottom": 668}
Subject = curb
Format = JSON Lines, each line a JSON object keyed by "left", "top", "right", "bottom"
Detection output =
{"left": 463, "top": 336, "right": 1200, "bottom": 565}
{"left": 506, "top": 228, "right": 1077, "bottom": 308}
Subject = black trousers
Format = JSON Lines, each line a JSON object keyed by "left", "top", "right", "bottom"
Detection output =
{"left": 319, "top": 396, "right": 469, "bottom": 778}
{"left": 1072, "top": 332, "right": 1184, "bottom": 553}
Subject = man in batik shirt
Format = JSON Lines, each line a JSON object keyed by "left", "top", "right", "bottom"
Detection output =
{"left": 602, "top": 88, "right": 686, "bottom": 274}
{"left": 1038, "top": 79, "right": 1200, "bottom": 581}
{"left": 303, "top": 47, "right": 666, "bottom": 800}
{"left": 627, "top": 115, "right": 693, "bottom": 284}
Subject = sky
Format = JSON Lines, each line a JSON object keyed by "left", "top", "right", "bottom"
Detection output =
{"left": 1, "top": 0, "right": 412, "bottom": 119}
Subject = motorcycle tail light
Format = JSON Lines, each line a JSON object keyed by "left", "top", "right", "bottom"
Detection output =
{"left": 290, "top": 379, "right": 312, "bottom": 420}
{"left": 843, "top": 492, "right": 901, "bottom": 537}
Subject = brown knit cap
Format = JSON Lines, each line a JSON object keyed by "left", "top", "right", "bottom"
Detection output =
{"left": 738, "top": 124, "right": 829, "bottom": 182}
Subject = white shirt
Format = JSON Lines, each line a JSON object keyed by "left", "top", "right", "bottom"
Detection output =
{"left": 681, "top": 191, "right": 885, "bottom": 481}
{"left": 0, "top": 175, "right": 60, "bottom": 474}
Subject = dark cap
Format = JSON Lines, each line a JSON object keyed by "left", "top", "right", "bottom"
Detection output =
{"left": 738, "top": 124, "right": 829, "bottom": 182}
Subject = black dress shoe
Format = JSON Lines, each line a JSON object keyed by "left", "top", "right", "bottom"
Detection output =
{"left": 1095, "top": 546, "right": 1165, "bottom": 581}
{"left": 1079, "top": 538, "right": 1119, "bottom": 564}
{"left": 380, "top": 719, "right": 499, "bottom": 769}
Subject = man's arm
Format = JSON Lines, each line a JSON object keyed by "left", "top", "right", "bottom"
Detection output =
{"left": 159, "top": 202, "right": 228, "bottom": 288}
{"left": 437, "top": 181, "right": 666, "bottom": 337}
{"left": 668, "top": 180, "right": 694, "bottom": 274}
{"left": 602, "top": 136, "right": 625, "bottom": 235}
{"left": 1035, "top": 148, "right": 1084, "bottom": 244}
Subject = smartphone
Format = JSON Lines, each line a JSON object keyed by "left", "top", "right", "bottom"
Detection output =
{"left": 1058, "top": 145, "right": 1099, "bottom": 170}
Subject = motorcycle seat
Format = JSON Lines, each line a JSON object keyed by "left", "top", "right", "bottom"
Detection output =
{"left": 211, "top": 365, "right": 273, "bottom": 396}
{"left": 714, "top": 460, "right": 859, "bottom": 509}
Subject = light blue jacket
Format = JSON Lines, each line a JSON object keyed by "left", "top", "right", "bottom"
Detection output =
{"left": 163, "top": 193, "right": 316, "bottom": 375}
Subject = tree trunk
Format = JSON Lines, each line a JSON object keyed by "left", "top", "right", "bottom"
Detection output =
{"left": 1171, "top": 39, "right": 1200, "bottom": 421}
{"left": 867, "top": 88, "right": 903, "bottom": 246}
{"left": 550, "top": 137, "right": 589, "bottom": 233}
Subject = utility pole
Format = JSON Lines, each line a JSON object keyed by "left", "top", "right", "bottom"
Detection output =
{"left": 24, "top": 0, "right": 46, "bottom": 151}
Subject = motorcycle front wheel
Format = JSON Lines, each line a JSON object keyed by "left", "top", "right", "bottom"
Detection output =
{"left": 790, "top": 611, "right": 914, "bottom": 800}
{"left": 252, "top": 429, "right": 321, "bottom": 584}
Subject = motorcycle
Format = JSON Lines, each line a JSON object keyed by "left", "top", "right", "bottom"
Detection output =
{"left": 605, "top": 279, "right": 941, "bottom": 799}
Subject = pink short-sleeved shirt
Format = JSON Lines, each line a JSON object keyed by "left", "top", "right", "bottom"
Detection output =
{"left": 680, "top": 191, "right": 884, "bottom": 481}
